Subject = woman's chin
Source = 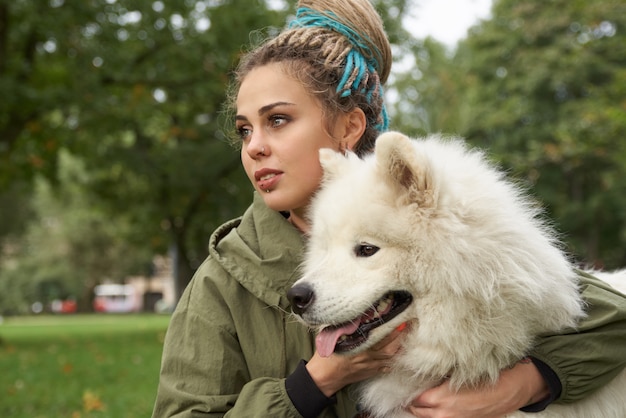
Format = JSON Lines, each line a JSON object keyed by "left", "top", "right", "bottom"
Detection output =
{"left": 259, "top": 192, "right": 308, "bottom": 224}
{"left": 259, "top": 190, "right": 288, "bottom": 211}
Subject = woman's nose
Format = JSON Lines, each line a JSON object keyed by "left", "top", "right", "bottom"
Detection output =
{"left": 246, "top": 132, "right": 268, "bottom": 158}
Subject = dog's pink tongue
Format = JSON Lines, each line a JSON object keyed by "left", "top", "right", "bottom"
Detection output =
{"left": 315, "top": 322, "right": 360, "bottom": 357}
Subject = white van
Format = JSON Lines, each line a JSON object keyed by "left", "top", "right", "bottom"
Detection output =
{"left": 93, "top": 284, "right": 141, "bottom": 313}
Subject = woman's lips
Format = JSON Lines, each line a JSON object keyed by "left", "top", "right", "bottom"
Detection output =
{"left": 255, "top": 169, "right": 283, "bottom": 190}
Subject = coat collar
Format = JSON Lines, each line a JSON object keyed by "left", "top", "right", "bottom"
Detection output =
{"left": 209, "top": 193, "right": 305, "bottom": 309}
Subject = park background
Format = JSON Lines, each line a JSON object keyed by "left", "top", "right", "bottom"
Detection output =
{"left": 0, "top": 0, "right": 624, "bottom": 416}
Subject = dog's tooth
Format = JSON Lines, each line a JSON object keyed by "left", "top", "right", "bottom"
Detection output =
{"left": 376, "top": 299, "right": 390, "bottom": 314}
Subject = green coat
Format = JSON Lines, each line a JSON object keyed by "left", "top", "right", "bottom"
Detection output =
{"left": 152, "top": 193, "right": 626, "bottom": 417}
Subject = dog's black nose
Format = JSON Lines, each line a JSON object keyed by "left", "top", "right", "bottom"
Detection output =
{"left": 287, "top": 283, "right": 315, "bottom": 316}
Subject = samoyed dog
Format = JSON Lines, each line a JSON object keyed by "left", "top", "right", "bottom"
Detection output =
{"left": 287, "top": 132, "right": 626, "bottom": 418}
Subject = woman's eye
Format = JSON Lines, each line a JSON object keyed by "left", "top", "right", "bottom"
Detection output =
{"left": 236, "top": 126, "right": 252, "bottom": 140}
{"left": 269, "top": 115, "right": 288, "bottom": 128}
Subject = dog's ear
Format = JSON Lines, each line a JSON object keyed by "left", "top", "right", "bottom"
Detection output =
{"left": 319, "top": 148, "right": 347, "bottom": 182}
{"left": 376, "top": 132, "right": 436, "bottom": 208}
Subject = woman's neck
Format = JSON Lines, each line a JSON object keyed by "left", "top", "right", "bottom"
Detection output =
{"left": 288, "top": 210, "right": 310, "bottom": 234}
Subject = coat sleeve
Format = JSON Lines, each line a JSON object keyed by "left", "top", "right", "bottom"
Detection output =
{"left": 151, "top": 272, "right": 304, "bottom": 418}
{"left": 529, "top": 271, "right": 626, "bottom": 403}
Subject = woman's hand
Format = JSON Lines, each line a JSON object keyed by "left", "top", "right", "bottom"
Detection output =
{"left": 406, "top": 358, "right": 550, "bottom": 418}
{"left": 305, "top": 324, "right": 407, "bottom": 397}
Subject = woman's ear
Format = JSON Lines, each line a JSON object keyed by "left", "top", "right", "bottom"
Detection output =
{"left": 340, "top": 108, "right": 367, "bottom": 151}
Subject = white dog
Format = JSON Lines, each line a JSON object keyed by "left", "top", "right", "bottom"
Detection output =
{"left": 288, "top": 132, "right": 626, "bottom": 417}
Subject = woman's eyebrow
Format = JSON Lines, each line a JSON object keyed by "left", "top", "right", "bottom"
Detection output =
{"left": 258, "top": 101, "right": 295, "bottom": 116}
{"left": 236, "top": 101, "right": 295, "bottom": 122}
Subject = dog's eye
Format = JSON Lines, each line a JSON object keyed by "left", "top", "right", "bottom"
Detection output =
{"left": 355, "top": 243, "right": 380, "bottom": 257}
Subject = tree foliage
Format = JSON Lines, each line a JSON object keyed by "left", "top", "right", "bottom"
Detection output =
{"left": 458, "top": 0, "right": 626, "bottom": 267}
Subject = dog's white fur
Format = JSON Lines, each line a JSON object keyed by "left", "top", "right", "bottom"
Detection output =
{"left": 293, "top": 132, "right": 626, "bottom": 417}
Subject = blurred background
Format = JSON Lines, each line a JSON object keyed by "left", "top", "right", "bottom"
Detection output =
{"left": 0, "top": 0, "right": 624, "bottom": 415}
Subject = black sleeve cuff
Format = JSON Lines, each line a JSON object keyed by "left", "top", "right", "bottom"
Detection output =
{"left": 285, "top": 359, "right": 337, "bottom": 418}
{"left": 520, "top": 357, "right": 562, "bottom": 412}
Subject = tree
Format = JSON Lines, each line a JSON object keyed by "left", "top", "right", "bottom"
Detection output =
{"left": 0, "top": 151, "right": 153, "bottom": 314}
{"left": 455, "top": 0, "right": 626, "bottom": 268}
{"left": 389, "top": 36, "right": 465, "bottom": 136}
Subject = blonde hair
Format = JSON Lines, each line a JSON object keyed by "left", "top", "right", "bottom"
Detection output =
{"left": 227, "top": 0, "right": 391, "bottom": 156}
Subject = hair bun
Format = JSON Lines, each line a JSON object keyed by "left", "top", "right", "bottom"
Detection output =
{"left": 295, "top": 0, "right": 391, "bottom": 84}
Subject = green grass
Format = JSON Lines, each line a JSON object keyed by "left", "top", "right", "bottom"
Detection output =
{"left": 0, "top": 314, "right": 170, "bottom": 418}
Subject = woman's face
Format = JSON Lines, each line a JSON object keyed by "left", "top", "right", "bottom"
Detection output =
{"left": 236, "top": 63, "right": 344, "bottom": 222}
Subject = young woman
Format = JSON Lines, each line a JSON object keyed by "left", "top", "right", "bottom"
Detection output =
{"left": 151, "top": 1, "right": 626, "bottom": 417}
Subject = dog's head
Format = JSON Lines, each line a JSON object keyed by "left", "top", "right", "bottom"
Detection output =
{"left": 288, "top": 131, "right": 583, "bottom": 361}
{"left": 288, "top": 132, "right": 438, "bottom": 356}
